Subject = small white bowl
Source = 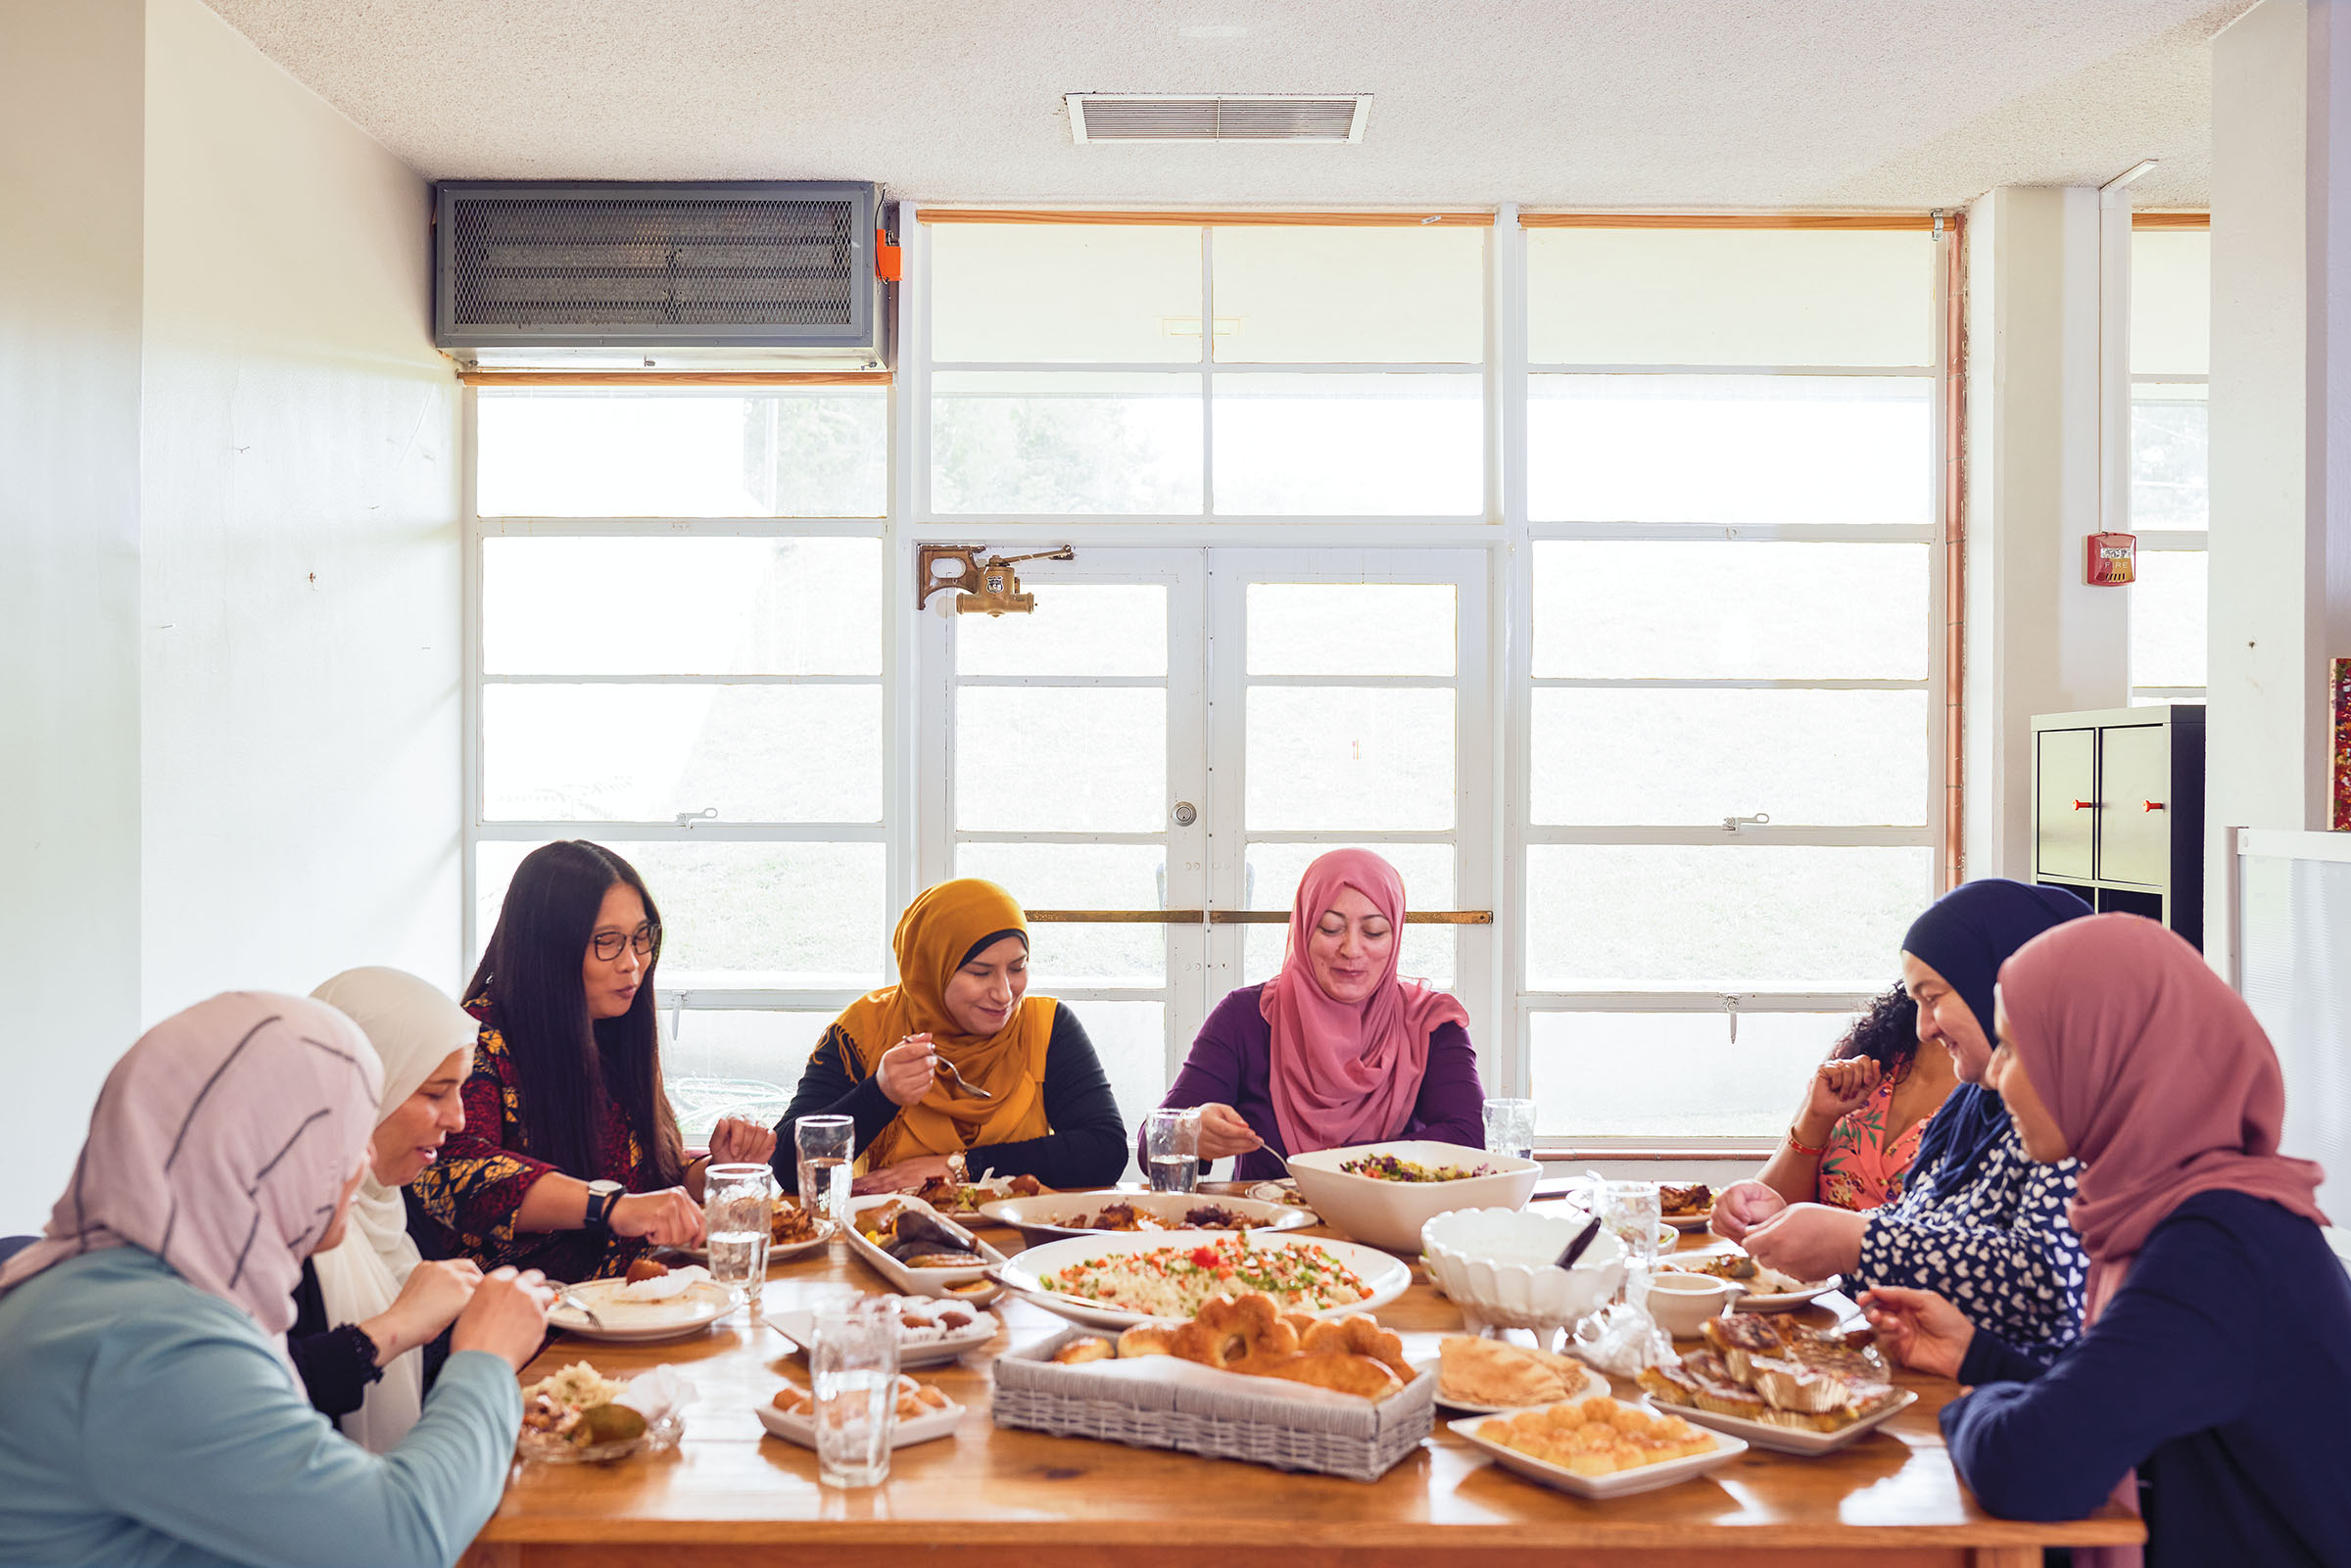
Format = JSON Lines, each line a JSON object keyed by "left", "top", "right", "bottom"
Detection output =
{"left": 1420, "top": 1207, "right": 1627, "bottom": 1332}
{"left": 1644, "top": 1271, "right": 1743, "bottom": 1338}
{"left": 1285, "top": 1140, "right": 1541, "bottom": 1253}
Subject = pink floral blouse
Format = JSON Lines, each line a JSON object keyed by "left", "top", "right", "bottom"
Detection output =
{"left": 1816, "top": 1071, "right": 1932, "bottom": 1212}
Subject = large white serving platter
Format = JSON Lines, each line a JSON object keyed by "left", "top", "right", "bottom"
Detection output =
{"left": 976, "top": 1189, "right": 1316, "bottom": 1245}
{"left": 1448, "top": 1409, "right": 1748, "bottom": 1499}
{"left": 549, "top": 1279, "right": 735, "bottom": 1342}
{"left": 1644, "top": 1387, "right": 1919, "bottom": 1456}
{"left": 996, "top": 1230, "right": 1413, "bottom": 1331}
{"left": 843, "top": 1194, "right": 1012, "bottom": 1302}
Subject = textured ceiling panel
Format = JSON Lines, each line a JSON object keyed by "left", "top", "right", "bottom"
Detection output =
{"left": 198, "top": 0, "right": 2250, "bottom": 210}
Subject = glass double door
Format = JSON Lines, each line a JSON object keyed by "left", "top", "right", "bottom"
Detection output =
{"left": 916, "top": 547, "right": 1493, "bottom": 1138}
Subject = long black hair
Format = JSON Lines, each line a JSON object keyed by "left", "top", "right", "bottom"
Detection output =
{"left": 1832, "top": 983, "right": 1921, "bottom": 1078}
{"left": 468, "top": 840, "right": 686, "bottom": 1187}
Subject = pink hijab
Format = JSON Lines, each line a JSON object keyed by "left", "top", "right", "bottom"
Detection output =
{"left": 1998, "top": 915, "right": 2327, "bottom": 1316}
{"left": 0, "top": 992, "right": 383, "bottom": 1337}
{"left": 1262, "top": 848, "right": 1470, "bottom": 1155}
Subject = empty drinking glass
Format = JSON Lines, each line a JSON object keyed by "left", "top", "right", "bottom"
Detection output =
{"left": 702, "top": 1162, "right": 774, "bottom": 1319}
{"left": 1601, "top": 1179, "right": 1664, "bottom": 1269}
{"left": 1143, "top": 1108, "right": 1199, "bottom": 1193}
{"left": 811, "top": 1297, "right": 898, "bottom": 1488}
{"left": 1481, "top": 1097, "right": 1537, "bottom": 1162}
{"left": 795, "top": 1116, "right": 855, "bottom": 1231}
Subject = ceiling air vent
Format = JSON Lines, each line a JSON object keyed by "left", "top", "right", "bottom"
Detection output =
{"left": 1067, "top": 94, "right": 1370, "bottom": 144}
{"left": 433, "top": 179, "right": 887, "bottom": 365}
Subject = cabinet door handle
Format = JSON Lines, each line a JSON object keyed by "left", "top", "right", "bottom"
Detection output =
{"left": 2144, "top": 800, "right": 2166, "bottom": 812}
{"left": 2074, "top": 799, "right": 2095, "bottom": 811}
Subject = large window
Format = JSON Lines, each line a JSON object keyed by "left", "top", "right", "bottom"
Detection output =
{"left": 1519, "top": 225, "right": 1942, "bottom": 1142}
{"left": 467, "top": 214, "right": 1946, "bottom": 1151}
{"left": 2129, "top": 224, "right": 2210, "bottom": 705}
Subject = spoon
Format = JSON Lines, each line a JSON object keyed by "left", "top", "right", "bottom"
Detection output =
{"left": 1554, "top": 1213, "right": 1605, "bottom": 1271}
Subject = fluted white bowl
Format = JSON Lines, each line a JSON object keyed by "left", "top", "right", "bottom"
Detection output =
{"left": 1284, "top": 1141, "right": 1540, "bottom": 1254}
{"left": 1420, "top": 1207, "right": 1627, "bottom": 1331}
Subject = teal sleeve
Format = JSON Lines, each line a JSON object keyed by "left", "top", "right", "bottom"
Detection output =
{"left": 80, "top": 1314, "right": 519, "bottom": 1568}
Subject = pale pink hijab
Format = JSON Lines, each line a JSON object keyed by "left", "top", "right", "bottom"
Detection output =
{"left": 0, "top": 992, "right": 383, "bottom": 1338}
{"left": 1997, "top": 914, "right": 2327, "bottom": 1318}
{"left": 1263, "top": 849, "right": 1470, "bottom": 1155}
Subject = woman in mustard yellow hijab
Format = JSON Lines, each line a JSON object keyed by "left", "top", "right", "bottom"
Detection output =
{"left": 770, "top": 879, "right": 1129, "bottom": 1194}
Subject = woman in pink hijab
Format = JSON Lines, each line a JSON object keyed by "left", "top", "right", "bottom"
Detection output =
{"left": 1860, "top": 916, "right": 2347, "bottom": 1568}
{"left": 1147, "top": 848, "right": 1483, "bottom": 1181}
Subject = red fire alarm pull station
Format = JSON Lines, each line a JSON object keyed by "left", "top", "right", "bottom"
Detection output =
{"left": 2086, "top": 532, "right": 2137, "bottom": 586}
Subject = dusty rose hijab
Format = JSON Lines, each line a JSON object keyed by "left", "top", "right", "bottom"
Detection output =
{"left": 1262, "top": 848, "right": 1470, "bottom": 1155}
{"left": 0, "top": 992, "right": 383, "bottom": 1338}
{"left": 1998, "top": 914, "right": 2327, "bottom": 1314}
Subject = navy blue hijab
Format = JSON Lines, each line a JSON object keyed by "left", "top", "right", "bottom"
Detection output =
{"left": 1900, "top": 879, "right": 2092, "bottom": 1195}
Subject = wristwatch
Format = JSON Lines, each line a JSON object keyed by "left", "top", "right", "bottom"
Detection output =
{"left": 582, "top": 1179, "right": 624, "bottom": 1234}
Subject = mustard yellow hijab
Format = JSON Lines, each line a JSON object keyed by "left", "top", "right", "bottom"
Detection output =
{"left": 832, "top": 879, "right": 1055, "bottom": 1170}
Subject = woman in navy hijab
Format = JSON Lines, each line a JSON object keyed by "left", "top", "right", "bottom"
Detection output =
{"left": 1712, "top": 879, "right": 2095, "bottom": 1363}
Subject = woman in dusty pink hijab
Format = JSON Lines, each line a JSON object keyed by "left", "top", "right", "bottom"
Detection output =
{"left": 1860, "top": 915, "right": 2346, "bottom": 1568}
{"left": 1148, "top": 848, "right": 1484, "bottom": 1181}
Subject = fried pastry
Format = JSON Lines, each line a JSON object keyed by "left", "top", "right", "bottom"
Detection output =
{"left": 1260, "top": 1350, "right": 1404, "bottom": 1402}
{"left": 1170, "top": 1292, "right": 1301, "bottom": 1370}
{"left": 1116, "top": 1324, "right": 1176, "bottom": 1357}
{"left": 1053, "top": 1337, "right": 1115, "bottom": 1365}
{"left": 1478, "top": 1396, "right": 1712, "bottom": 1474}
{"left": 1300, "top": 1315, "right": 1413, "bottom": 1382}
{"left": 623, "top": 1258, "right": 670, "bottom": 1284}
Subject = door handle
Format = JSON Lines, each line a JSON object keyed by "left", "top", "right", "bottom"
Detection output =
{"left": 2143, "top": 800, "right": 2166, "bottom": 812}
{"left": 2073, "top": 800, "right": 2095, "bottom": 811}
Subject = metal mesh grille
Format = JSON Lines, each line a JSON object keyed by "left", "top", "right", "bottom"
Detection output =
{"left": 1075, "top": 96, "right": 1364, "bottom": 142}
{"left": 448, "top": 197, "right": 858, "bottom": 328}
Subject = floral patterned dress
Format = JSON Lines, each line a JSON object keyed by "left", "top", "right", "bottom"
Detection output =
{"left": 1815, "top": 1072, "right": 1930, "bottom": 1212}
{"left": 407, "top": 996, "right": 661, "bottom": 1283}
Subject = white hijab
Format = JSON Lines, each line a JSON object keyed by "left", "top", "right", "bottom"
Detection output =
{"left": 306, "top": 968, "right": 478, "bottom": 1451}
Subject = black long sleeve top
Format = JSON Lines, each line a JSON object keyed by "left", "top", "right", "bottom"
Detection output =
{"left": 286, "top": 1257, "right": 454, "bottom": 1421}
{"left": 768, "top": 1003, "right": 1129, "bottom": 1192}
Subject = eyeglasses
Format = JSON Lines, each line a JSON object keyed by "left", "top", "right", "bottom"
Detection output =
{"left": 590, "top": 924, "right": 660, "bottom": 962}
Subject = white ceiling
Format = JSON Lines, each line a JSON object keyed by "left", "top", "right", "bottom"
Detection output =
{"left": 200, "top": 0, "right": 2251, "bottom": 211}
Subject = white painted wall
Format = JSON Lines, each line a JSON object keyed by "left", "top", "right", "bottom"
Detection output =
{"left": 137, "top": 0, "right": 462, "bottom": 1021}
{"left": 0, "top": 0, "right": 148, "bottom": 1237}
{"left": 1961, "top": 187, "right": 2133, "bottom": 880}
{"left": 2206, "top": 0, "right": 2351, "bottom": 976}
{"left": 0, "top": 0, "right": 459, "bottom": 1232}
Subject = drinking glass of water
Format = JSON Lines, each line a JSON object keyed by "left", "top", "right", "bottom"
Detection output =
{"left": 811, "top": 1297, "right": 898, "bottom": 1488}
{"left": 795, "top": 1115, "right": 855, "bottom": 1231}
{"left": 1143, "top": 1108, "right": 1199, "bottom": 1193}
{"left": 702, "top": 1162, "right": 774, "bottom": 1319}
{"left": 1481, "top": 1097, "right": 1537, "bottom": 1162}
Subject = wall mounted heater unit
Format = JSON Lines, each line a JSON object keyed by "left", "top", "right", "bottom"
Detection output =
{"left": 433, "top": 180, "right": 887, "bottom": 366}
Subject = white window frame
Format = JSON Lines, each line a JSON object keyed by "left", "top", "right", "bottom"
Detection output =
{"left": 461, "top": 203, "right": 1950, "bottom": 1155}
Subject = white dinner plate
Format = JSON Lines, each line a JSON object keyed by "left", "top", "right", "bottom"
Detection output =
{"left": 1449, "top": 1409, "right": 1748, "bottom": 1499}
{"left": 995, "top": 1230, "right": 1413, "bottom": 1331}
{"left": 843, "top": 1195, "right": 1012, "bottom": 1302}
{"left": 758, "top": 1397, "right": 965, "bottom": 1450}
{"left": 1663, "top": 1213, "right": 1714, "bottom": 1232}
{"left": 976, "top": 1189, "right": 1317, "bottom": 1244}
{"left": 767, "top": 1300, "right": 1001, "bottom": 1368}
{"left": 549, "top": 1278, "right": 735, "bottom": 1342}
{"left": 1416, "top": 1356, "right": 1608, "bottom": 1414}
{"left": 1643, "top": 1387, "right": 1918, "bottom": 1455}
{"left": 661, "top": 1225, "right": 833, "bottom": 1268}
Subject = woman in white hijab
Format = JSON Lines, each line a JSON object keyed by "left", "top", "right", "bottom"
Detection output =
{"left": 296, "top": 968, "right": 486, "bottom": 1451}
{"left": 0, "top": 991, "right": 554, "bottom": 1568}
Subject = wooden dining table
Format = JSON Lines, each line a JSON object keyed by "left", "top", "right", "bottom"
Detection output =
{"left": 459, "top": 1198, "right": 2139, "bottom": 1568}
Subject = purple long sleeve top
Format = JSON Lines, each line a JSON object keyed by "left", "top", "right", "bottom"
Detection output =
{"left": 1146, "top": 982, "right": 1487, "bottom": 1182}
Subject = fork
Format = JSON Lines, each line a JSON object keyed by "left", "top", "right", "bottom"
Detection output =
{"left": 555, "top": 1286, "right": 607, "bottom": 1330}
{"left": 932, "top": 1055, "right": 994, "bottom": 1100}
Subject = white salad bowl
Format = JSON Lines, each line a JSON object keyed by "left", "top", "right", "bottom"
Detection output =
{"left": 1284, "top": 1140, "right": 1541, "bottom": 1254}
{"left": 1420, "top": 1206, "right": 1627, "bottom": 1332}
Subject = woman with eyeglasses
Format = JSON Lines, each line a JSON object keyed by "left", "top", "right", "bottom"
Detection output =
{"left": 409, "top": 840, "right": 775, "bottom": 1282}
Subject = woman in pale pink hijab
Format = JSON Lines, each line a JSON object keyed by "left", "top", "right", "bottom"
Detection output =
{"left": 1150, "top": 848, "right": 1484, "bottom": 1181}
{"left": 1861, "top": 916, "right": 2347, "bottom": 1568}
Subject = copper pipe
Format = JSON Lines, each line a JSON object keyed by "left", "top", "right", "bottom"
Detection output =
{"left": 1943, "top": 212, "right": 1969, "bottom": 890}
